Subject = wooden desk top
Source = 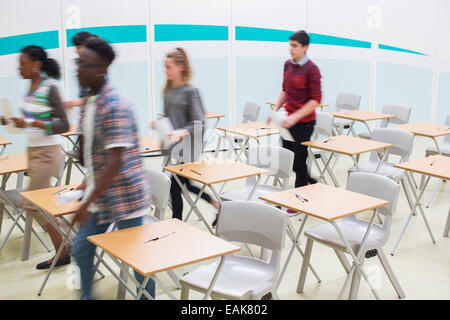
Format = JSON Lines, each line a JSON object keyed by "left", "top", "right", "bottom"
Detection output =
{"left": 164, "top": 158, "right": 268, "bottom": 185}
{"left": 0, "top": 136, "right": 12, "bottom": 146}
{"left": 140, "top": 136, "right": 162, "bottom": 154}
{"left": 266, "top": 102, "right": 328, "bottom": 108}
{"left": 0, "top": 152, "right": 27, "bottom": 175}
{"left": 259, "top": 183, "right": 389, "bottom": 222}
{"left": 392, "top": 122, "right": 450, "bottom": 138}
{"left": 331, "top": 110, "right": 396, "bottom": 121}
{"left": 158, "top": 112, "right": 225, "bottom": 120}
{"left": 217, "top": 121, "right": 279, "bottom": 138}
{"left": 20, "top": 184, "right": 81, "bottom": 217}
{"left": 302, "top": 135, "right": 392, "bottom": 156}
{"left": 394, "top": 155, "right": 450, "bottom": 180}
{"left": 88, "top": 218, "right": 240, "bottom": 276}
{"left": 61, "top": 124, "right": 79, "bottom": 137}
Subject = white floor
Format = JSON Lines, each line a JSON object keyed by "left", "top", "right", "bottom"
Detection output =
{"left": 0, "top": 135, "right": 449, "bottom": 300}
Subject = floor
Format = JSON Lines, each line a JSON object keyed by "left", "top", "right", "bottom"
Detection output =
{"left": 0, "top": 135, "right": 449, "bottom": 300}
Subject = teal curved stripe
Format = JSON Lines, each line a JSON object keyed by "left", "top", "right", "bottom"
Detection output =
{"left": 154, "top": 24, "right": 228, "bottom": 41}
{"left": 378, "top": 44, "right": 427, "bottom": 56}
{"left": 66, "top": 25, "right": 147, "bottom": 47}
{"left": 235, "top": 26, "right": 371, "bottom": 48}
{"left": 0, "top": 25, "right": 428, "bottom": 57}
{"left": 0, "top": 31, "right": 59, "bottom": 56}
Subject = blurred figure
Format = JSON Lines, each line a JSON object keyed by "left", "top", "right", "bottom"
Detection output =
{"left": 0, "top": 45, "right": 70, "bottom": 269}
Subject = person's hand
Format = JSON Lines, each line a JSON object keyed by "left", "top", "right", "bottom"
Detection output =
{"left": 168, "top": 129, "right": 188, "bottom": 143}
{"left": 11, "top": 117, "right": 27, "bottom": 128}
{"left": 282, "top": 115, "right": 298, "bottom": 129}
{"left": 71, "top": 202, "right": 91, "bottom": 227}
{"left": 0, "top": 117, "right": 7, "bottom": 126}
{"left": 266, "top": 115, "right": 272, "bottom": 124}
{"left": 76, "top": 180, "right": 87, "bottom": 191}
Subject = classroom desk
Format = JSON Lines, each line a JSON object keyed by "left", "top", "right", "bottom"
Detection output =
{"left": 302, "top": 135, "right": 392, "bottom": 187}
{"left": 391, "top": 155, "right": 450, "bottom": 254}
{"left": 0, "top": 136, "right": 11, "bottom": 156}
{"left": 88, "top": 218, "right": 240, "bottom": 300}
{"left": 140, "top": 136, "right": 162, "bottom": 155}
{"left": 217, "top": 121, "right": 279, "bottom": 161}
{"left": 20, "top": 185, "right": 112, "bottom": 296}
{"left": 331, "top": 110, "right": 396, "bottom": 137}
{"left": 266, "top": 102, "right": 328, "bottom": 111}
{"left": 0, "top": 152, "right": 36, "bottom": 259}
{"left": 259, "top": 183, "right": 389, "bottom": 300}
{"left": 393, "top": 122, "right": 450, "bottom": 155}
{"left": 164, "top": 159, "right": 267, "bottom": 234}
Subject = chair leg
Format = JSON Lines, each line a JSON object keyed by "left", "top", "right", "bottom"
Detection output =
{"left": 348, "top": 255, "right": 365, "bottom": 300}
{"left": 180, "top": 284, "right": 190, "bottom": 300}
{"left": 443, "top": 207, "right": 450, "bottom": 238}
{"left": 334, "top": 249, "right": 352, "bottom": 274}
{"left": 377, "top": 249, "right": 405, "bottom": 298}
{"left": 214, "top": 135, "right": 222, "bottom": 158}
{"left": 65, "top": 157, "right": 73, "bottom": 185}
{"left": 296, "top": 238, "right": 313, "bottom": 293}
{"left": 116, "top": 262, "right": 129, "bottom": 300}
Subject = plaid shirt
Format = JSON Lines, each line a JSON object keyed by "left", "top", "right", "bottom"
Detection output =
{"left": 78, "top": 84, "right": 151, "bottom": 225}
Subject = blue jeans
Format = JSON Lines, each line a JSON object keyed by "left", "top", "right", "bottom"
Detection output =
{"left": 116, "top": 217, "right": 156, "bottom": 300}
{"left": 72, "top": 214, "right": 155, "bottom": 300}
{"left": 72, "top": 214, "right": 109, "bottom": 300}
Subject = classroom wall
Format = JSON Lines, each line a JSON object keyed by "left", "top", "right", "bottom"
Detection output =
{"left": 1, "top": 0, "right": 449, "bottom": 154}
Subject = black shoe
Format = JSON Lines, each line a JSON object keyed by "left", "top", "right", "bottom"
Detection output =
{"left": 308, "top": 177, "right": 317, "bottom": 185}
{"left": 36, "top": 256, "right": 71, "bottom": 270}
{"left": 212, "top": 215, "right": 218, "bottom": 228}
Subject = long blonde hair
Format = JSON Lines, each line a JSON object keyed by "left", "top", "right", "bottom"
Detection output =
{"left": 163, "top": 47, "right": 192, "bottom": 94}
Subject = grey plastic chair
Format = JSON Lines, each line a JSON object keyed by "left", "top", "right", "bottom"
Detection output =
{"left": 0, "top": 160, "right": 65, "bottom": 259}
{"left": 297, "top": 172, "right": 405, "bottom": 300}
{"left": 307, "top": 111, "right": 339, "bottom": 186}
{"left": 359, "top": 104, "right": 412, "bottom": 140}
{"left": 333, "top": 93, "right": 361, "bottom": 136}
{"left": 180, "top": 201, "right": 287, "bottom": 300}
{"left": 215, "top": 102, "right": 261, "bottom": 159}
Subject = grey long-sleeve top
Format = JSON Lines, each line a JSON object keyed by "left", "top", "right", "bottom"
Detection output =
{"left": 163, "top": 85, "right": 205, "bottom": 135}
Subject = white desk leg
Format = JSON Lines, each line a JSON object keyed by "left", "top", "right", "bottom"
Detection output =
{"left": 443, "top": 206, "right": 450, "bottom": 238}
{"left": 21, "top": 213, "right": 33, "bottom": 261}
{"left": 203, "top": 255, "right": 226, "bottom": 300}
{"left": 332, "top": 211, "right": 380, "bottom": 300}
{"left": 391, "top": 172, "right": 435, "bottom": 256}
{"left": 424, "top": 137, "right": 444, "bottom": 208}
{"left": 183, "top": 184, "right": 207, "bottom": 223}
{"left": 173, "top": 173, "right": 213, "bottom": 234}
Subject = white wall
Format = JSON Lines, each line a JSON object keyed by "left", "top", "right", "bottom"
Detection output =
{"left": 1, "top": 0, "right": 449, "bottom": 154}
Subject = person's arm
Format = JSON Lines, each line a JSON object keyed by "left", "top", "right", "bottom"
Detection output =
{"left": 64, "top": 98, "right": 85, "bottom": 109}
{"left": 274, "top": 91, "right": 287, "bottom": 112}
{"left": 71, "top": 147, "right": 123, "bottom": 226}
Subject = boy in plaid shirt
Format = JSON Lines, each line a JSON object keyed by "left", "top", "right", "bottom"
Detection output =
{"left": 71, "top": 38, "right": 153, "bottom": 300}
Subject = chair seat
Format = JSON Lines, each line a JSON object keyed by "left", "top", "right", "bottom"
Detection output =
{"left": 220, "top": 184, "right": 282, "bottom": 202}
{"left": 349, "top": 163, "right": 404, "bottom": 182}
{"left": 180, "top": 255, "right": 276, "bottom": 299}
{"left": 304, "top": 218, "right": 386, "bottom": 253}
{"left": 425, "top": 144, "right": 450, "bottom": 156}
{"left": 358, "top": 132, "right": 371, "bottom": 140}
{"left": 1, "top": 189, "right": 27, "bottom": 207}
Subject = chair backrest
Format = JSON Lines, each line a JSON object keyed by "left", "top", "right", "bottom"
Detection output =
{"left": 346, "top": 172, "right": 400, "bottom": 244}
{"left": 381, "top": 104, "right": 411, "bottom": 126}
{"left": 145, "top": 168, "right": 171, "bottom": 220}
{"left": 335, "top": 93, "right": 361, "bottom": 111}
{"left": 217, "top": 201, "right": 287, "bottom": 269}
{"left": 369, "top": 127, "right": 414, "bottom": 163}
{"left": 313, "top": 111, "right": 334, "bottom": 138}
{"left": 242, "top": 102, "right": 261, "bottom": 123}
{"left": 247, "top": 145, "right": 294, "bottom": 189}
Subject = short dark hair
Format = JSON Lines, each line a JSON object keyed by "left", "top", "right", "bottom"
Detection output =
{"left": 83, "top": 37, "right": 116, "bottom": 65}
{"left": 72, "top": 31, "right": 99, "bottom": 47}
{"left": 289, "top": 30, "right": 310, "bottom": 46}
